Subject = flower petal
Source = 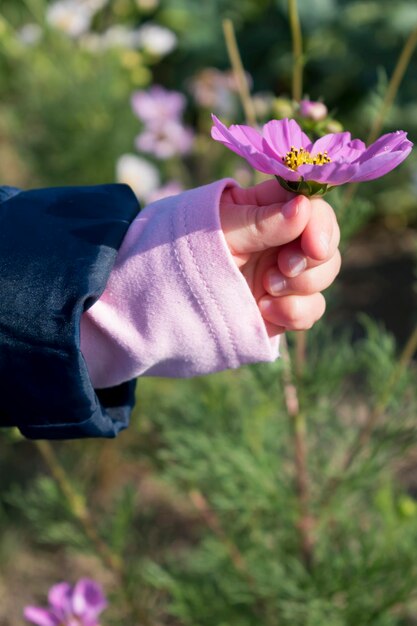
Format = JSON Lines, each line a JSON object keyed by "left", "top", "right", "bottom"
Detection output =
{"left": 211, "top": 115, "right": 263, "bottom": 152}
{"left": 211, "top": 115, "right": 300, "bottom": 180}
{"left": 298, "top": 161, "right": 358, "bottom": 185}
{"left": 357, "top": 131, "right": 410, "bottom": 162}
{"left": 23, "top": 607, "right": 60, "bottom": 626}
{"left": 348, "top": 144, "right": 412, "bottom": 182}
{"left": 72, "top": 579, "right": 107, "bottom": 619}
{"left": 262, "top": 118, "right": 311, "bottom": 157}
{"left": 349, "top": 138, "right": 366, "bottom": 151}
{"left": 211, "top": 115, "right": 413, "bottom": 187}
{"left": 48, "top": 582, "right": 72, "bottom": 612}
{"left": 310, "top": 132, "right": 352, "bottom": 158}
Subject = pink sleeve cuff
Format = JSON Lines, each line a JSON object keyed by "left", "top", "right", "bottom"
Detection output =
{"left": 80, "top": 179, "right": 279, "bottom": 388}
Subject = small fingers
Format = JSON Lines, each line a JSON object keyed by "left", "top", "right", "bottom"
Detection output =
{"left": 301, "top": 197, "right": 340, "bottom": 261}
{"left": 264, "top": 249, "right": 341, "bottom": 296}
{"left": 221, "top": 193, "right": 312, "bottom": 255}
{"left": 258, "top": 293, "right": 327, "bottom": 331}
{"left": 228, "top": 178, "right": 294, "bottom": 206}
{"left": 277, "top": 223, "right": 340, "bottom": 278}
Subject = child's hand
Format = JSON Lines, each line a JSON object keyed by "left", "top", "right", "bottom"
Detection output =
{"left": 220, "top": 179, "right": 341, "bottom": 337}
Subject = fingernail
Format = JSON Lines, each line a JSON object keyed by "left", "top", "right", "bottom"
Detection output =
{"left": 287, "top": 254, "right": 307, "bottom": 277}
{"left": 319, "top": 231, "right": 330, "bottom": 256}
{"left": 259, "top": 298, "right": 273, "bottom": 314}
{"left": 269, "top": 272, "right": 287, "bottom": 294}
{"left": 281, "top": 197, "right": 300, "bottom": 219}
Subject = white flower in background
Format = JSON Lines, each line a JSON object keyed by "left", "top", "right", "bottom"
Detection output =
{"left": 100, "top": 25, "right": 142, "bottom": 49}
{"left": 116, "top": 154, "right": 160, "bottom": 200}
{"left": 46, "top": 0, "right": 108, "bottom": 38}
{"left": 137, "top": 23, "right": 177, "bottom": 56}
{"left": 46, "top": 1, "right": 92, "bottom": 37}
{"left": 17, "top": 23, "right": 42, "bottom": 46}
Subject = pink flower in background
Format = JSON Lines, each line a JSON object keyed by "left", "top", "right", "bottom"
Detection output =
{"left": 24, "top": 579, "right": 107, "bottom": 626}
{"left": 211, "top": 115, "right": 413, "bottom": 195}
{"left": 131, "top": 85, "right": 186, "bottom": 124}
{"left": 299, "top": 99, "right": 328, "bottom": 121}
{"left": 189, "top": 67, "right": 251, "bottom": 116}
{"left": 135, "top": 120, "right": 194, "bottom": 159}
{"left": 132, "top": 85, "right": 194, "bottom": 160}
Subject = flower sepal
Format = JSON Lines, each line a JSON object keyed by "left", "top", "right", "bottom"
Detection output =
{"left": 275, "top": 175, "right": 331, "bottom": 197}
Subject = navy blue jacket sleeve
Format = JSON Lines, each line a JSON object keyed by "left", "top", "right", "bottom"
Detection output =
{"left": 0, "top": 184, "right": 140, "bottom": 439}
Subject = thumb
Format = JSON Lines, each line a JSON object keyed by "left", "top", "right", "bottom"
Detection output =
{"left": 220, "top": 193, "right": 311, "bottom": 255}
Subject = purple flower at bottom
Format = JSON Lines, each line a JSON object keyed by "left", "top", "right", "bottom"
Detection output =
{"left": 211, "top": 115, "right": 413, "bottom": 195}
{"left": 24, "top": 579, "right": 107, "bottom": 626}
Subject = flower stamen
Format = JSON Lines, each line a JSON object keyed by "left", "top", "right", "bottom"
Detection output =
{"left": 283, "top": 146, "right": 331, "bottom": 171}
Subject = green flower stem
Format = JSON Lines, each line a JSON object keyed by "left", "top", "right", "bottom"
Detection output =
{"left": 280, "top": 335, "right": 314, "bottom": 571}
{"left": 288, "top": 0, "right": 303, "bottom": 102}
{"left": 36, "top": 441, "right": 123, "bottom": 574}
{"left": 222, "top": 19, "right": 257, "bottom": 128}
{"left": 342, "top": 24, "right": 417, "bottom": 214}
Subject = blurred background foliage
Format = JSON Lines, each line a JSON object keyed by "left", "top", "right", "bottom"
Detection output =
{"left": 1, "top": 0, "right": 417, "bottom": 625}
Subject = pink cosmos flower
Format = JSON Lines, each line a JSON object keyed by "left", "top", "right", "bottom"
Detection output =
{"left": 24, "top": 579, "right": 107, "bottom": 626}
{"left": 211, "top": 115, "right": 413, "bottom": 195}
{"left": 131, "top": 85, "right": 186, "bottom": 124}
{"left": 135, "top": 119, "right": 194, "bottom": 159}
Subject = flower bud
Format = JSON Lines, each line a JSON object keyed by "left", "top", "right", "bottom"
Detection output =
{"left": 299, "top": 99, "right": 328, "bottom": 121}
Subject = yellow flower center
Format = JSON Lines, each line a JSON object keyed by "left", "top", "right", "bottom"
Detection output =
{"left": 283, "top": 146, "right": 332, "bottom": 171}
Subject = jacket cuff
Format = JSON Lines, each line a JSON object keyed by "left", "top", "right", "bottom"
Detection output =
{"left": 0, "top": 184, "right": 139, "bottom": 439}
{"left": 81, "top": 179, "right": 279, "bottom": 387}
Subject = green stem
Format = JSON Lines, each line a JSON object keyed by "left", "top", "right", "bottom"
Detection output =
{"left": 35, "top": 441, "right": 123, "bottom": 576}
{"left": 222, "top": 19, "right": 257, "bottom": 127}
{"left": 288, "top": 0, "right": 303, "bottom": 102}
{"left": 280, "top": 336, "right": 314, "bottom": 571}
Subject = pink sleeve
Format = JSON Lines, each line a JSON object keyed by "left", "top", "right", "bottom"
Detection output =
{"left": 80, "top": 179, "right": 279, "bottom": 389}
